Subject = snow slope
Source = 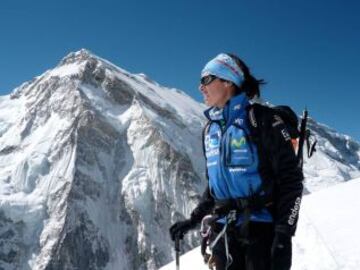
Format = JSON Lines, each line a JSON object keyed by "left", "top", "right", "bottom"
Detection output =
{"left": 160, "top": 178, "right": 360, "bottom": 270}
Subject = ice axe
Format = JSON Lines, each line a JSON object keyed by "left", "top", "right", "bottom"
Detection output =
{"left": 298, "top": 107, "right": 317, "bottom": 169}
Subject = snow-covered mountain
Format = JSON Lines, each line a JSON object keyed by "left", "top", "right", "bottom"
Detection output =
{"left": 304, "top": 119, "right": 360, "bottom": 191}
{"left": 0, "top": 49, "right": 206, "bottom": 270}
{"left": 0, "top": 49, "right": 359, "bottom": 270}
{"left": 161, "top": 177, "right": 360, "bottom": 270}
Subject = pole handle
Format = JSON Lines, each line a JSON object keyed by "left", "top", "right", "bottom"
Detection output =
{"left": 175, "top": 236, "right": 180, "bottom": 270}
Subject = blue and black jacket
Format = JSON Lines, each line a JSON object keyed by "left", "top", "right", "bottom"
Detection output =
{"left": 191, "top": 93, "right": 304, "bottom": 236}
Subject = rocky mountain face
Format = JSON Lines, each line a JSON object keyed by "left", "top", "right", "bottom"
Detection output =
{"left": 0, "top": 49, "right": 359, "bottom": 270}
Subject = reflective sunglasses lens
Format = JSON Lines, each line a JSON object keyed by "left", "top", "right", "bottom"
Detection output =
{"left": 201, "top": 75, "right": 216, "bottom": 85}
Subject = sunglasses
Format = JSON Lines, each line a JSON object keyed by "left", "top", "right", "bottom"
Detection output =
{"left": 200, "top": 75, "right": 217, "bottom": 86}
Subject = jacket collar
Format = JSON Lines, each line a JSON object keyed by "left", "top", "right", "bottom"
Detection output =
{"left": 204, "top": 93, "right": 250, "bottom": 127}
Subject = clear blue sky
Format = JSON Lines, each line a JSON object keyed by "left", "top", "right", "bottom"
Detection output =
{"left": 1, "top": 0, "right": 359, "bottom": 141}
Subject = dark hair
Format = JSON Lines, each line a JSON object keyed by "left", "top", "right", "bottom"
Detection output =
{"left": 227, "top": 53, "right": 265, "bottom": 98}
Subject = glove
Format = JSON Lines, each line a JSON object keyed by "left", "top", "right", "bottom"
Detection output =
{"left": 169, "top": 219, "right": 197, "bottom": 241}
{"left": 271, "top": 232, "right": 292, "bottom": 270}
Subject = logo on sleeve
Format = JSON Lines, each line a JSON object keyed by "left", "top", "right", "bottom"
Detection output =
{"left": 281, "top": 129, "right": 291, "bottom": 141}
{"left": 205, "top": 131, "right": 221, "bottom": 157}
{"left": 234, "top": 118, "right": 244, "bottom": 125}
{"left": 288, "top": 197, "right": 301, "bottom": 226}
{"left": 209, "top": 132, "right": 220, "bottom": 148}
{"left": 272, "top": 115, "right": 284, "bottom": 127}
{"left": 234, "top": 104, "right": 241, "bottom": 111}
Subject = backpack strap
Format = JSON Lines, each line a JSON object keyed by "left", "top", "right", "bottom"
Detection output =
{"left": 247, "top": 104, "right": 275, "bottom": 208}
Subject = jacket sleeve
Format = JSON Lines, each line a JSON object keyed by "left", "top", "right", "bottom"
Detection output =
{"left": 267, "top": 114, "right": 304, "bottom": 236}
{"left": 189, "top": 120, "right": 215, "bottom": 224}
{"left": 190, "top": 184, "right": 215, "bottom": 224}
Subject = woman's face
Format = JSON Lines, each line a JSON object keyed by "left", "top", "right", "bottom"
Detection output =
{"left": 199, "top": 76, "right": 234, "bottom": 108}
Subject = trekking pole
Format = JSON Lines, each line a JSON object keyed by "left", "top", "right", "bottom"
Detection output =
{"left": 175, "top": 235, "right": 180, "bottom": 270}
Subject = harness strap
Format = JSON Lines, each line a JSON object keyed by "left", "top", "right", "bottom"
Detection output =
{"left": 213, "top": 195, "right": 273, "bottom": 246}
{"left": 209, "top": 216, "right": 231, "bottom": 250}
{"left": 201, "top": 196, "right": 272, "bottom": 268}
{"left": 214, "top": 195, "right": 272, "bottom": 216}
{"left": 224, "top": 230, "right": 233, "bottom": 269}
{"left": 204, "top": 211, "right": 236, "bottom": 270}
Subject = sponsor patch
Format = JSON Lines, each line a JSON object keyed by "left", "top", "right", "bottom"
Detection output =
{"left": 234, "top": 104, "right": 241, "bottom": 111}
{"left": 205, "top": 131, "right": 221, "bottom": 150}
{"left": 207, "top": 161, "right": 218, "bottom": 167}
{"left": 229, "top": 167, "right": 247, "bottom": 172}
{"left": 231, "top": 137, "right": 247, "bottom": 148}
{"left": 206, "top": 149, "right": 220, "bottom": 157}
{"left": 234, "top": 118, "right": 243, "bottom": 125}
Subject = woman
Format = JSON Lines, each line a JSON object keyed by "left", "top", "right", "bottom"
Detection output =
{"left": 169, "top": 53, "right": 303, "bottom": 270}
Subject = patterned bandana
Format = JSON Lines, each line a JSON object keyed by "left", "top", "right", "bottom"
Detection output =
{"left": 201, "top": 53, "right": 244, "bottom": 87}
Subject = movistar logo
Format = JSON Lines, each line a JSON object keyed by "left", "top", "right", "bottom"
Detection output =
{"left": 231, "top": 137, "right": 246, "bottom": 148}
